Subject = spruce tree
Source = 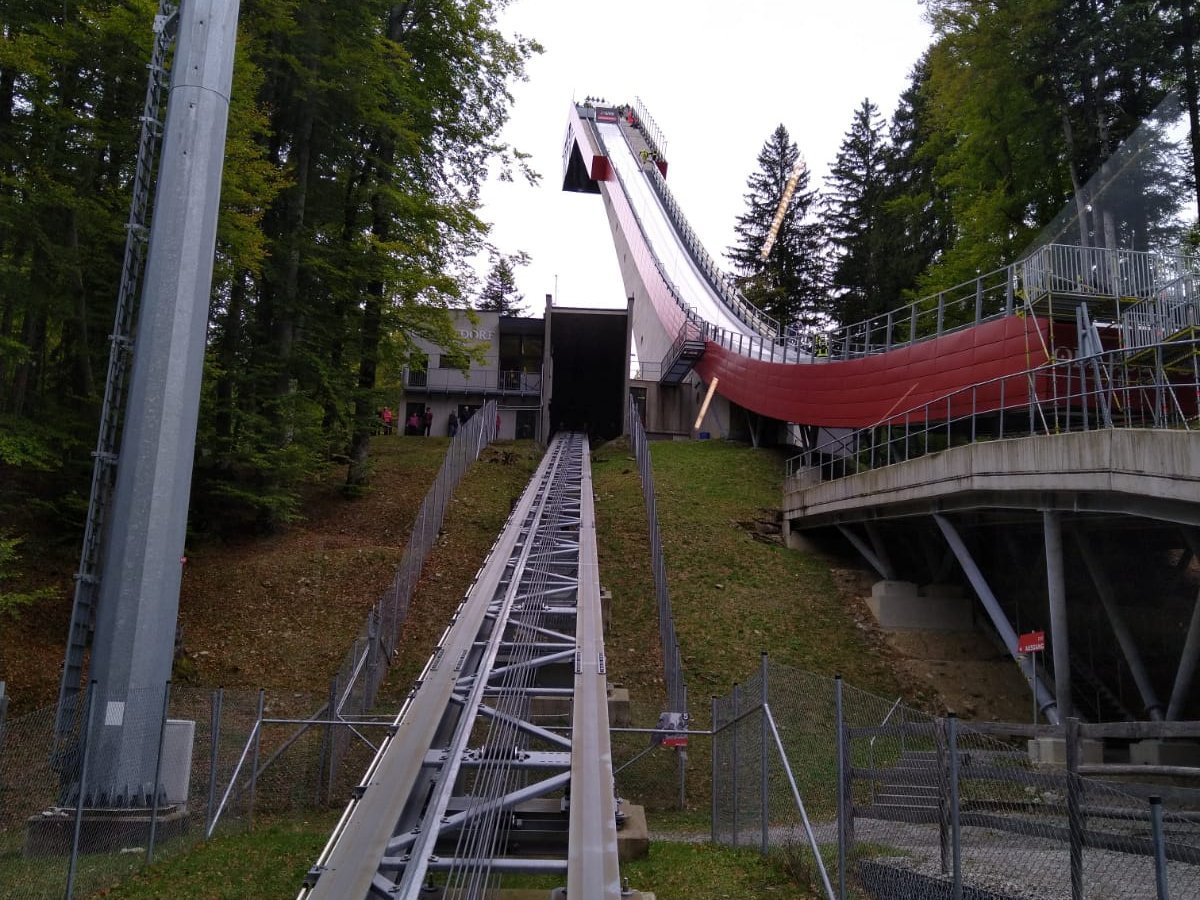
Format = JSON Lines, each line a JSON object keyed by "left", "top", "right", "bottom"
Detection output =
{"left": 726, "top": 125, "right": 827, "bottom": 331}
{"left": 478, "top": 257, "right": 525, "bottom": 313}
{"left": 875, "top": 57, "right": 955, "bottom": 311}
{"left": 822, "top": 99, "right": 892, "bottom": 328}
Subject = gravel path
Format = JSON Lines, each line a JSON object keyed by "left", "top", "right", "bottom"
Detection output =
{"left": 652, "top": 816, "right": 1200, "bottom": 899}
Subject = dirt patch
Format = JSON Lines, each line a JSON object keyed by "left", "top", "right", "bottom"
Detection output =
{"left": 1, "top": 437, "right": 454, "bottom": 714}
{"left": 827, "top": 564, "right": 1036, "bottom": 722}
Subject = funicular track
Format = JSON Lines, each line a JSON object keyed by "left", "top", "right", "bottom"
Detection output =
{"left": 300, "top": 432, "right": 620, "bottom": 900}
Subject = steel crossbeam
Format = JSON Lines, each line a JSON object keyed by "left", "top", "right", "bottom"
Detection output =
{"left": 299, "top": 434, "right": 620, "bottom": 899}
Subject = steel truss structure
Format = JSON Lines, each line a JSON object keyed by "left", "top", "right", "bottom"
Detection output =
{"left": 301, "top": 433, "right": 621, "bottom": 899}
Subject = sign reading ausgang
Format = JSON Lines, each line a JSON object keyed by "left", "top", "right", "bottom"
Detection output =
{"left": 1017, "top": 630, "right": 1046, "bottom": 653}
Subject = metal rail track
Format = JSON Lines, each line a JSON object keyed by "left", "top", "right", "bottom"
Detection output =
{"left": 299, "top": 433, "right": 621, "bottom": 899}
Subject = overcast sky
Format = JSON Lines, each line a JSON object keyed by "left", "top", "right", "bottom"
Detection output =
{"left": 474, "top": 0, "right": 934, "bottom": 313}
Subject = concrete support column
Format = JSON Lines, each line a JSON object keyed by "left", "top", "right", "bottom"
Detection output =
{"left": 933, "top": 514, "right": 1060, "bottom": 724}
{"left": 1044, "top": 511, "right": 1073, "bottom": 723}
{"left": 1074, "top": 534, "right": 1163, "bottom": 720}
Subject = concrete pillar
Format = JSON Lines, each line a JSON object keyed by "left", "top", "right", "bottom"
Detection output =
{"left": 1044, "top": 511, "right": 1072, "bottom": 722}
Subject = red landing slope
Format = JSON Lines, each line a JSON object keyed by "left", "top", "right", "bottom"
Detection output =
{"left": 695, "top": 316, "right": 1056, "bottom": 428}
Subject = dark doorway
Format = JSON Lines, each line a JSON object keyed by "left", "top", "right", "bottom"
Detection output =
{"left": 548, "top": 309, "right": 627, "bottom": 442}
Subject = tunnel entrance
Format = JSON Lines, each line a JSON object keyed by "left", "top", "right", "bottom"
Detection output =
{"left": 547, "top": 307, "right": 629, "bottom": 443}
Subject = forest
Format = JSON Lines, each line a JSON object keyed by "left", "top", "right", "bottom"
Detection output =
{"left": 0, "top": 0, "right": 539, "bottom": 585}
{"left": 730, "top": 0, "right": 1200, "bottom": 334}
{"left": 0, "top": 0, "right": 1198, "bottom": 598}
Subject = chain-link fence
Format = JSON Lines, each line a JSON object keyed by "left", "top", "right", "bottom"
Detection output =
{"left": 711, "top": 659, "right": 1200, "bottom": 900}
{"left": 1, "top": 684, "right": 280, "bottom": 899}
{"left": 627, "top": 394, "right": 686, "bottom": 720}
{"left": 2, "top": 411, "right": 502, "bottom": 897}
{"left": 249, "top": 400, "right": 501, "bottom": 817}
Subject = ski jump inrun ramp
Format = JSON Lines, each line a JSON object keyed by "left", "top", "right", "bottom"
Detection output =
{"left": 562, "top": 100, "right": 1056, "bottom": 429}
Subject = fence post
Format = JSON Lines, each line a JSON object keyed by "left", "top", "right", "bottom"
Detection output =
{"left": 319, "top": 676, "right": 337, "bottom": 805}
{"left": 206, "top": 687, "right": 223, "bottom": 835}
{"left": 365, "top": 609, "right": 380, "bottom": 710}
{"left": 66, "top": 681, "right": 98, "bottom": 900}
{"left": 678, "top": 681, "right": 687, "bottom": 811}
{"left": 760, "top": 652, "right": 769, "bottom": 854}
{"left": 1149, "top": 795, "right": 1170, "bottom": 900}
{"left": 732, "top": 683, "right": 740, "bottom": 848}
{"left": 147, "top": 680, "right": 172, "bottom": 863}
{"left": 711, "top": 695, "right": 719, "bottom": 846}
{"left": 248, "top": 688, "right": 265, "bottom": 829}
{"left": 1066, "top": 717, "right": 1084, "bottom": 900}
{"left": 938, "top": 716, "right": 950, "bottom": 876}
{"left": 834, "top": 674, "right": 848, "bottom": 900}
{"left": 948, "top": 713, "right": 962, "bottom": 900}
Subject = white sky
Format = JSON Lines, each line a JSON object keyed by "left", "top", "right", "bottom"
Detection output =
{"left": 475, "top": 0, "right": 934, "bottom": 313}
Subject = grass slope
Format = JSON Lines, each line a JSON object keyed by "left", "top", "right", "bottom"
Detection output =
{"left": 594, "top": 438, "right": 899, "bottom": 707}
{"left": 44, "top": 436, "right": 897, "bottom": 898}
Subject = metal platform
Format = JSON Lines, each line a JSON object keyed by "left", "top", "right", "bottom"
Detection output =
{"left": 299, "top": 433, "right": 621, "bottom": 899}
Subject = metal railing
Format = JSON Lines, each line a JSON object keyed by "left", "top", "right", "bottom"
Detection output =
{"left": 1122, "top": 279, "right": 1200, "bottom": 351}
{"left": 403, "top": 367, "right": 541, "bottom": 395}
{"left": 786, "top": 338, "right": 1200, "bottom": 481}
{"left": 598, "top": 114, "right": 1200, "bottom": 376}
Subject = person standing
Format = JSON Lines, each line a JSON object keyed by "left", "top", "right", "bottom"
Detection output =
{"left": 448, "top": 411, "right": 459, "bottom": 437}
{"left": 423, "top": 408, "right": 433, "bottom": 436}
{"left": 381, "top": 406, "right": 394, "bottom": 435}
{"left": 406, "top": 411, "right": 421, "bottom": 435}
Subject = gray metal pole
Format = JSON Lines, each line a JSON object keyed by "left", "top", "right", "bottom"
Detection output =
{"left": 834, "top": 675, "right": 847, "bottom": 900}
{"left": 1045, "top": 511, "right": 1073, "bottom": 722}
{"left": 678, "top": 682, "right": 688, "bottom": 810}
{"left": 1074, "top": 534, "right": 1163, "bottom": 720}
{"left": 84, "top": 0, "right": 240, "bottom": 803}
{"left": 711, "top": 695, "right": 718, "bottom": 846}
{"left": 760, "top": 653, "right": 769, "bottom": 854}
{"left": 1066, "top": 717, "right": 1084, "bottom": 900}
{"left": 1150, "top": 795, "right": 1170, "bottom": 900}
{"left": 838, "top": 525, "right": 894, "bottom": 581}
{"left": 732, "top": 683, "right": 740, "bottom": 848}
{"left": 934, "top": 514, "right": 1060, "bottom": 724}
{"left": 66, "top": 682, "right": 98, "bottom": 900}
{"left": 1168, "top": 584, "right": 1200, "bottom": 721}
{"left": 147, "top": 681, "right": 172, "bottom": 863}
{"left": 948, "top": 714, "right": 962, "bottom": 900}
{"left": 206, "top": 687, "right": 222, "bottom": 834}
{"left": 248, "top": 688, "right": 265, "bottom": 828}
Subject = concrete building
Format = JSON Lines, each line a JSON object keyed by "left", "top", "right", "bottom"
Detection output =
{"left": 402, "top": 300, "right": 634, "bottom": 444}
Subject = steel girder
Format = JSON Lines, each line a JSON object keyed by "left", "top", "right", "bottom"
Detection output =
{"left": 301, "top": 434, "right": 620, "bottom": 899}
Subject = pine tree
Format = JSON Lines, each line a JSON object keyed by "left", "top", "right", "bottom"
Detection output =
{"left": 874, "top": 57, "right": 955, "bottom": 311}
{"left": 478, "top": 257, "right": 525, "bottom": 313}
{"left": 822, "top": 99, "right": 892, "bottom": 327}
{"left": 726, "top": 125, "right": 827, "bottom": 331}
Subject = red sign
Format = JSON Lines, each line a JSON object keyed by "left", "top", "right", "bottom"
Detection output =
{"left": 1018, "top": 630, "right": 1046, "bottom": 653}
{"left": 662, "top": 734, "right": 688, "bottom": 748}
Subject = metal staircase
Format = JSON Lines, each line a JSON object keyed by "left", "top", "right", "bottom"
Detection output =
{"left": 53, "top": 1, "right": 179, "bottom": 745}
{"left": 660, "top": 321, "right": 708, "bottom": 384}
